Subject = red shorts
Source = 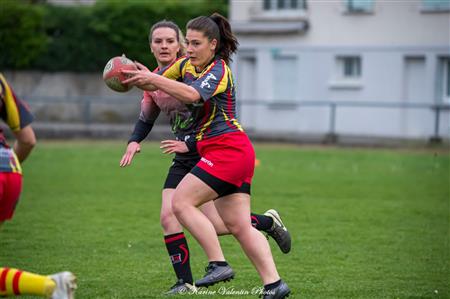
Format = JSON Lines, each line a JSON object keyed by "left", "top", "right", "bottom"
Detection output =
{"left": 196, "top": 131, "right": 255, "bottom": 188}
{"left": 0, "top": 172, "right": 23, "bottom": 222}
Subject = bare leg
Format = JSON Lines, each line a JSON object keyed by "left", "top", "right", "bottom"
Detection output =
{"left": 160, "top": 188, "right": 183, "bottom": 234}
{"left": 200, "top": 201, "right": 230, "bottom": 235}
{"left": 162, "top": 189, "right": 228, "bottom": 236}
{"left": 172, "top": 174, "right": 225, "bottom": 262}
{"left": 215, "top": 193, "right": 280, "bottom": 285}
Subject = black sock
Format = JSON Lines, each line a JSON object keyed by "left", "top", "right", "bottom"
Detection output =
{"left": 264, "top": 279, "right": 281, "bottom": 291}
{"left": 164, "top": 232, "right": 193, "bottom": 284}
{"left": 251, "top": 213, "right": 274, "bottom": 231}
{"left": 209, "top": 261, "right": 228, "bottom": 267}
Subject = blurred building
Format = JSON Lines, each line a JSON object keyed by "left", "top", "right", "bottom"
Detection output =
{"left": 230, "top": 0, "right": 450, "bottom": 142}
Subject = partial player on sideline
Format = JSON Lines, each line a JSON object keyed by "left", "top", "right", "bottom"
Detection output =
{"left": 0, "top": 74, "right": 77, "bottom": 299}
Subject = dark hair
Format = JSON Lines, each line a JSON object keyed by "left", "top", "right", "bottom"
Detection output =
{"left": 149, "top": 20, "right": 186, "bottom": 57}
{"left": 187, "top": 13, "right": 238, "bottom": 64}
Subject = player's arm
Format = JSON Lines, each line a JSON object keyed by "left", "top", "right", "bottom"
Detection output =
{"left": 138, "top": 59, "right": 229, "bottom": 105}
{"left": 120, "top": 92, "right": 160, "bottom": 167}
{"left": 144, "top": 74, "right": 200, "bottom": 104}
{"left": 129, "top": 93, "right": 161, "bottom": 143}
{"left": 189, "top": 60, "right": 229, "bottom": 101}
{"left": 12, "top": 125, "right": 36, "bottom": 163}
{"left": 0, "top": 74, "right": 36, "bottom": 163}
{"left": 123, "top": 59, "right": 201, "bottom": 104}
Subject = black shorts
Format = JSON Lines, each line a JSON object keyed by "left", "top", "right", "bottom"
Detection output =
{"left": 163, "top": 157, "right": 199, "bottom": 189}
{"left": 164, "top": 158, "right": 251, "bottom": 198}
{"left": 191, "top": 166, "right": 251, "bottom": 198}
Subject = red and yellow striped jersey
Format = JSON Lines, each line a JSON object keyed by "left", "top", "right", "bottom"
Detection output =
{"left": 0, "top": 73, "right": 33, "bottom": 173}
{"left": 160, "top": 57, "right": 244, "bottom": 141}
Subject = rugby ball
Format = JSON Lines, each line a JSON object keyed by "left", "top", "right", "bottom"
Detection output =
{"left": 103, "top": 54, "right": 137, "bottom": 92}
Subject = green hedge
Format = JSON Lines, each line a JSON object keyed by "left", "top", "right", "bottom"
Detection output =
{"left": 0, "top": 1, "right": 48, "bottom": 68}
{"left": 0, "top": 0, "right": 228, "bottom": 72}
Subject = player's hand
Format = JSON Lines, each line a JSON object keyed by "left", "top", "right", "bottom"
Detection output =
{"left": 120, "top": 142, "right": 141, "bottom": 167}
{"left": 160, "top": 140, "right": 189, "bottom": 154}
{"left": 122, "top": 61, "right": 154, "bottom": 88}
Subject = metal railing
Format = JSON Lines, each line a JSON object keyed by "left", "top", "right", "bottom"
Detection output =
{"left": 20, "top": 95, "right": 450, "bottom": 142}
{"left": 236, "top": 99, "right": 450, "bottom": 142}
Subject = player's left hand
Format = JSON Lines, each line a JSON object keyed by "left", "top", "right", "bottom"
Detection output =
{"left": 160, "top": 140, "right": 189, "bottom": 154}
{"left": 120, "top": 141, "right": 141, "bottom": 167}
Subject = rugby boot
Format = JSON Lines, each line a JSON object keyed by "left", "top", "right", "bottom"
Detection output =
{"left": 194, "top": 263, "right": 234, "bottom": 288}
{"left": 165, "top": 279, "right": 196, "bottom": 295}
{"left": 262, "top": 280, "right": 291, "bottom": 299}
{"left": 264, "top": 209, "right": 292, "bottom": 254}
{"left": 49, "top": 272, "right": 77, "bottom": 299}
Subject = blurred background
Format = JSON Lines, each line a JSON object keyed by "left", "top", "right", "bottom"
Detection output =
{"left": 1, "top": 0, "right": 449, "bottom": 146}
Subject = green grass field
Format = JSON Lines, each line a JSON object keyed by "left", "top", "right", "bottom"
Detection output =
{"left": 0, "top": 141, "right": 448, "bottom": 299}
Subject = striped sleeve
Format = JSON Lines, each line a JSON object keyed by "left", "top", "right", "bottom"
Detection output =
{"left": 158, "top": 56, "right": 187, "bottom": 80}
{"left": 0, "top": 74, "right": 34, "bottom": 132}
{"left": 190, "top": 60, "right": 228, "bottom": 102}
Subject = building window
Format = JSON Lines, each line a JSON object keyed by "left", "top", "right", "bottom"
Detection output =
{"left": 422, "top": 0, "right": 450, "bottom": 11}
{"left": 263, "top": 0, "right": 307, "bottom": 10}
{"left": 329, "top": 55, "right": 363, "bottom": 89}
{"left": 345, "top": 0, "right": 374, "bottom": 13}
{"left": 337, "top": 56, "right": 362, "bottom": 79}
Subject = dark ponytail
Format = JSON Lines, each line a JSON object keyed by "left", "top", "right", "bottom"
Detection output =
{"left": 187, "top": 13, "right": 239, "bottom": 64}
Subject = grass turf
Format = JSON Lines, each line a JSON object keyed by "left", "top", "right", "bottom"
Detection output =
{"left": 0, "top": 141, "right": 448, "bottom": 298}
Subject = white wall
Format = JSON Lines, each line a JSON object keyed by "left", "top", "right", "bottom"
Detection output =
{"left": 230, "top": 0, "right": 450, "bottom": 140}
{"left": 231, "top": 0, "right": 450, "bottom": 46}
{"left": 306, "top": 0, "right": 449, "bottom": 46}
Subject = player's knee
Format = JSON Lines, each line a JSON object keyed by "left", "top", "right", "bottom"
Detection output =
{"left": 224, "top": 221, "right": 248, "bottom": 238}
{"left": 160, "top": 208, "right": 177, "bottom": 231}
{"left": 171, "top": 195, "right": 187, "bottom": 218}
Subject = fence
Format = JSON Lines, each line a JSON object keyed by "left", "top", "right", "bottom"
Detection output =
{"left": 236, "top": 100, "right": 450, "bottom": 143}
{"left": 20, "top": 95, "right": 450, "bottom": 143}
